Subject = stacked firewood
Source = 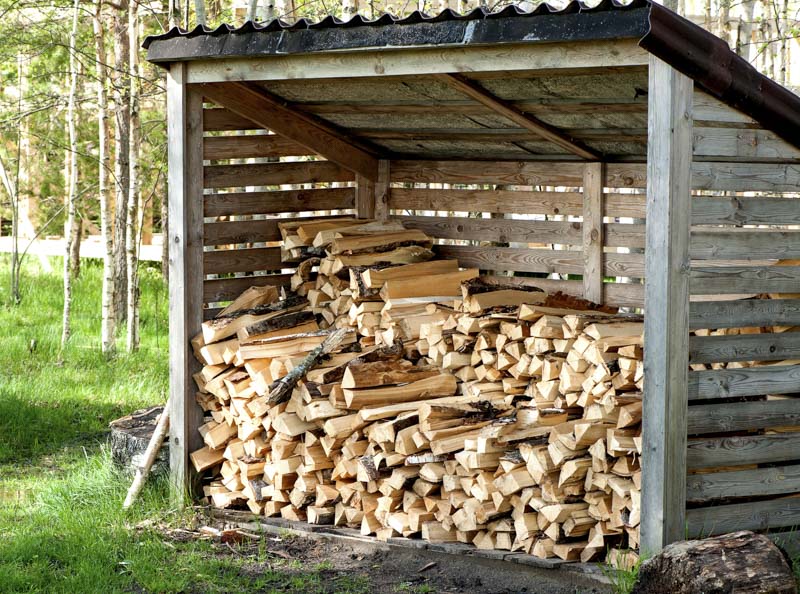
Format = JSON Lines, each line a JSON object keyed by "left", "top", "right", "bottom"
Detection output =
{"left": 189, "top": 218, "right": 648, "bottom": 563}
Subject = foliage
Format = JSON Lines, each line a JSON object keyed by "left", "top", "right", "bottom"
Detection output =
{"left": 601, "top": 552, "right": 644, "bottom": 594}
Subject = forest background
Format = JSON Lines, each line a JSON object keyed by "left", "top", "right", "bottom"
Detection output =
{"left": 0, "top": 0, "right": 798, "bottom": 353}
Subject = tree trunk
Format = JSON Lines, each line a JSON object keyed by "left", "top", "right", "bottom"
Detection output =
{"left": 112, "top": 2, "right": 130, "bottom": 326}
{"left": 719, "top": 0, "right": 730, "bottom": 46}
{"left": 69, "top": 216, "right": 82, "bottom": 279}
{"left": 126, "top": 0, "right": 141, "bottom": 352}
{"left": 246, "top": 0, "right": 259, "bottom": 21}
{"left": 778, "top": 0, "right": 788, "bottom": 85}
{"left": 194, "top": 0, "right": 206, "bottom": 26}
{"left": 631, "top": 531, "right": 795, "bottom": 594}
{"left": 737, "top": 0, "right": 756, "bottom": 60}
{"left": 62, "top": 0, "right": 80, "bottom": 349}
{"left": 168, "top": 0, "right": 180, "bottom": 28}
{"left": 95, "top": 0, "right": 115, "bottom": 354}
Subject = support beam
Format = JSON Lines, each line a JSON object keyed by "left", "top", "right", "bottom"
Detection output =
{"left": 167, "top": 63, "right": 205, "bottom": 504}
{"left": 199, "top": 81, "right": 381, "bottom": 180}
{"left": 438, "top": 73, "right": 600, "bottom": 160}
{"left": 641, "top": 56, "right": 693, "bottom": 553}
{"left": 582, "top": 162, "right": 604, "bottom": 304}
{"left": 356, "top": 160, "right": 390, "bottom": 220}
{"left": 375, "top": 160, "right": 390, "bottom": 221}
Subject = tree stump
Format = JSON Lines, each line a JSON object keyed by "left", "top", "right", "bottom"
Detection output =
{"left": 631, "top": 530, "right": 797, "bottom": 594}
{"left": 109, "top": 406, "right": 169, "bottom": 477}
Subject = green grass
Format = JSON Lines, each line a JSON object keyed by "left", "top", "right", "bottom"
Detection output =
{"left": 0, "top": 256, "right": 372, "bottom": 594}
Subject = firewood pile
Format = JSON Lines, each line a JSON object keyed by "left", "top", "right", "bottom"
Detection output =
{"left": 189, "top": 217, "right": 737, "bottom": 565}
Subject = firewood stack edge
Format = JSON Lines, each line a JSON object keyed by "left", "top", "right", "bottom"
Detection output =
{"left": 189, "top": 217, "right": 651, "bottom": 567}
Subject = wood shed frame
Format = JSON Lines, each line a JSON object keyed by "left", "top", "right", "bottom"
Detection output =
{"left": 146, "top": 0, "right": 800, "bottom": 555}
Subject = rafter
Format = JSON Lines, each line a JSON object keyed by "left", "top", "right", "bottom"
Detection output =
{"left": 437, "top": 73, "right": 601, "bottom": 161}
{"left": 198, "top": 82, "right": 381, "bottom": 180}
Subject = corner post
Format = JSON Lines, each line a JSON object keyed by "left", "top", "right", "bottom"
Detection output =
{"left": 167, "top": 63, "right": 205, "bottom": 504}
{"left": 582, "top": 162, "right": 604, "bottom": 304}
{"left": 641, "top": 55, "right": 693, "bottom": 552}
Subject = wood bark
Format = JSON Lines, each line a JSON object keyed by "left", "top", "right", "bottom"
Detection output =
{"left": 194, "top": 0, "right": 206, "bottom": 26}
{"left": 123, "top": 401, "right": 170, "bottom": 509}
{"left": 112, "top": 1, "right": 130, "bottom": 326}
{"left": 61, "top": 0, "right": 80, "bottom": 349}
{"left": 95, "top": 0, "right": 115, "bottom": 353}
{"left": 631, "top": 531, "right": 796, "bottom": 594}
{"left": 126, "top": 0, "right": 140, "bottom": 352}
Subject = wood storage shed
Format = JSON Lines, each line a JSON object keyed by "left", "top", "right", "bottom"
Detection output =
{"left": 145, "top": 0, "right": 800, "bottom": 559}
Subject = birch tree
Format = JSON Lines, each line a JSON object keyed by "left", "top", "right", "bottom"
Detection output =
{"left": 94, "top": 0, "right": 115, "bottom": 353}
{"left": 62, "top": 0, "right": 80, "bottom": 349}
{"left": 126, "top": 0, "right": 141, "bottom": 352}
{"left": 112, "top": 1, "right": 130, "bottom": 325}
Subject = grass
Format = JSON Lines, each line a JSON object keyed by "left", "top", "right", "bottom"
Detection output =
{"left": 0, "top": 256, "right": 373, "bottom": 594}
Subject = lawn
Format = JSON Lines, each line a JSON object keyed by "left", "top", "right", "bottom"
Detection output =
{"left": 0, "top": 256, "right": 377, "bottom": 594}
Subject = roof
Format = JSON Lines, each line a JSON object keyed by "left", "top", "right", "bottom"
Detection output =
{"left": 144, "top": 0, "right": 800, "bottom": 155}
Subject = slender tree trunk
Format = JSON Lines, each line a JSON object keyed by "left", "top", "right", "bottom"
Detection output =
{"left": 778, "top": 0, "right": 788, "bottom": 85}
{"left": 342, "top": 0, "right": 358, "bottom": 19}
{"left": 70, "top": 216, "right": 82, "bottom": 278}
{"left": 126, "top": 0, "right": 141, "bottom": 352}
{"left": 62, "top": 0, "right": 80, "bottom": 349}
{"left": 194, "top": 0, "right": 206, "bottom": 26}
{"left": 169, "top": 0, "right": 180, "bottom": 27}
{"left": 112, "top": 2, "right": 130, "bottom": 326}
{"left": 719, "top": 0, "right": 731, "bottom": 45}
{"left": 246, "top": 0, "right": 259, "bottom": 21}
{"left": 738, "top": 0, "right": 756, "bottom": 60}
{"left": 95, "top": 0, "right": 115, "bottom": 353}
{"left": 260, "top": 0, "right": 275, "bottom": 20}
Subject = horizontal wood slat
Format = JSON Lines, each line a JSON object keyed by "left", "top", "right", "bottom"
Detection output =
{"left": 204, "top": 219, "right": 280, "bottom": 246}
{"left": 692, "top": 196, "right": 800, "bottom": 226}
{"left": 686, "top": 465, "right": 800, "bottom": 504}
{"left": 391, "top": 160, "right": 585, "bottom": 186}
{"left": 688, "top": 365, "right": 800, "bottom": 400}
{"left": 689, "top": 332, "right": 800, "bottom": 364}
{"left": 204, "top": 188, "right": 355, "bottom": 217}
{"left": 687, "top": 398, "right": 800, "bottom": 434}
{"left": 689, "top": 299, "right": 800, "bottom": 329}
{"left": 686, "top": 496, "right": 800, "bottom": 538}
{"left": 689, "top": 266, "right": 800, "bottom": 295}
{"left": 203, "top": 247, "right": 283, "bottom": 275}
{"left": 204, "top": 161, "right": 354, "bottom": 189}
{"left": 203, "top": 135, "right": 310, "bottom": 160}
{"left": 435, "top": 244, "right": 645, "bottom": 277}
{"left": 203, "top": 107, "right": 260, "bottom": 131}
{"left": 390, "top": 161, "right": 800, "bottom": 192}
{"left": 479, "top": 274, "right": 644, "bottom": 308}
{"left": 687, "top": 433, "right": 800, "bottom": 469}
{"left": 690, "top": 231, "right": 800, "bottom": 261}
{"left": 389, "top": 188, "right": 585, "bottom": 216}
{"left": 395, "top": 216, "right": 645, "bottom": 248}
{"left": 692, "top": 127, "right": 800, "bottom": 161}
{"left": 203, "top": 274, "right": 292, "bottom": 303}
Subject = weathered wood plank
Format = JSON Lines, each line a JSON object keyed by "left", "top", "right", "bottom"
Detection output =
{"left": 693, "top": 127, "right": 800, "bottom": 161}
{"left": 686, "top": 497, "right": 800, "bottom": 538}
{"left": 167, "top": 66, "right": 205, "bottom": 503}
{"left": 203, "top": 274, "right": 292, "bottom": 303}
{"left": 204, "top": 188, "right": 355, "bottom": 217}
{"left": 355, "top": 173, "right": 374, "bottom": 219}
{"left": 479, "top": 274, "right": 644, "bottom": 308}
{"left": 688, "top": 364, "right": 800, "bottom": 401}
{"left": 203, "top": 134, "right": 310, "bottom": 160}
{"left": 200, "top": 82, "right": 380, "bottom": 180}
{"left": 690, "top": 332, "right": 800, "bottom": 364}
{"left": 388, "top": 188, "right": 646, "bottom": 218}
{"left": 688, "top": 433, "right": 800, "bottom": 469}
{"left": 692, "top": 196, "right": 800, "bottom": 226}
{"left": 204, "top": 219, "right": 280, "bottom": 246}
{"left": 391, "top": 160, "right": 584, "bottom": 186}
{"left": 692, "top": 90, "right": 756, "bottom": 125}
{"left": 204, "top": 161, "right": 354, "bottom": 189}
{"left": 641, "top": 57, "right": 692, "bottom": 552}
{"left": 687, "top": 464, "right": 800, "bottom": 504}
{"left": 687, "top": 398, "right": 800, "bottom": 434}
{"left": 689, "top": 266, "right": 800, "bottom": 295}
{"left": 607, "top": 162, "right": 800, "bottom": 192}
{"left": 395, "top": 215, "right": 581, "bottom": 245}
{"left": 690, "top": 230, "right": 800, "bottom": 261}
{"left": 374, "top": 160, "right": 390, "bottom": 221}
{"left": 185, "top": 40, "right": 649, "bottom": 83}
{"left": 203, "top": 247, "right": 283, "bottom": 275}
{"left": 583, "top": 162, "right": 604, "bottom": 303}
{"left": 435, "top": 244, "right": 644, "bottom": 277}
{"left": 689, "top": 299, "right": 800, "bottom": 329}
{"left": 203, "top": 107, "right": 260, "bottom": 131}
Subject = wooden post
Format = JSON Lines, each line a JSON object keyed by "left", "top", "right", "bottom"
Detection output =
{"left": 167, "top": 63, "right": 205, "bottom": 505}
{"left": 356, "top": 160, "right": 390, "bottom": 220}
{"left": 582, "top": 162, "right": 604, "bottom": 304}
{"left": 641, "top": 56, "right": 693, "bottom": 553}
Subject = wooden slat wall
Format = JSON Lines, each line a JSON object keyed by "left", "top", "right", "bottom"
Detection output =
{"left": 388, "top": 160, "right": 647, "bottom": 309}
{"left": 679, "top": 95, "right": 800, "bottom": 542}
{"left": 201, "top": 105, "right": 356, "bottom": 315}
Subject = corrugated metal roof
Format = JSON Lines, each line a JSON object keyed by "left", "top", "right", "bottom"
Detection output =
{"left": 143, "top": 0, "right": 646, "bottom": 51}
